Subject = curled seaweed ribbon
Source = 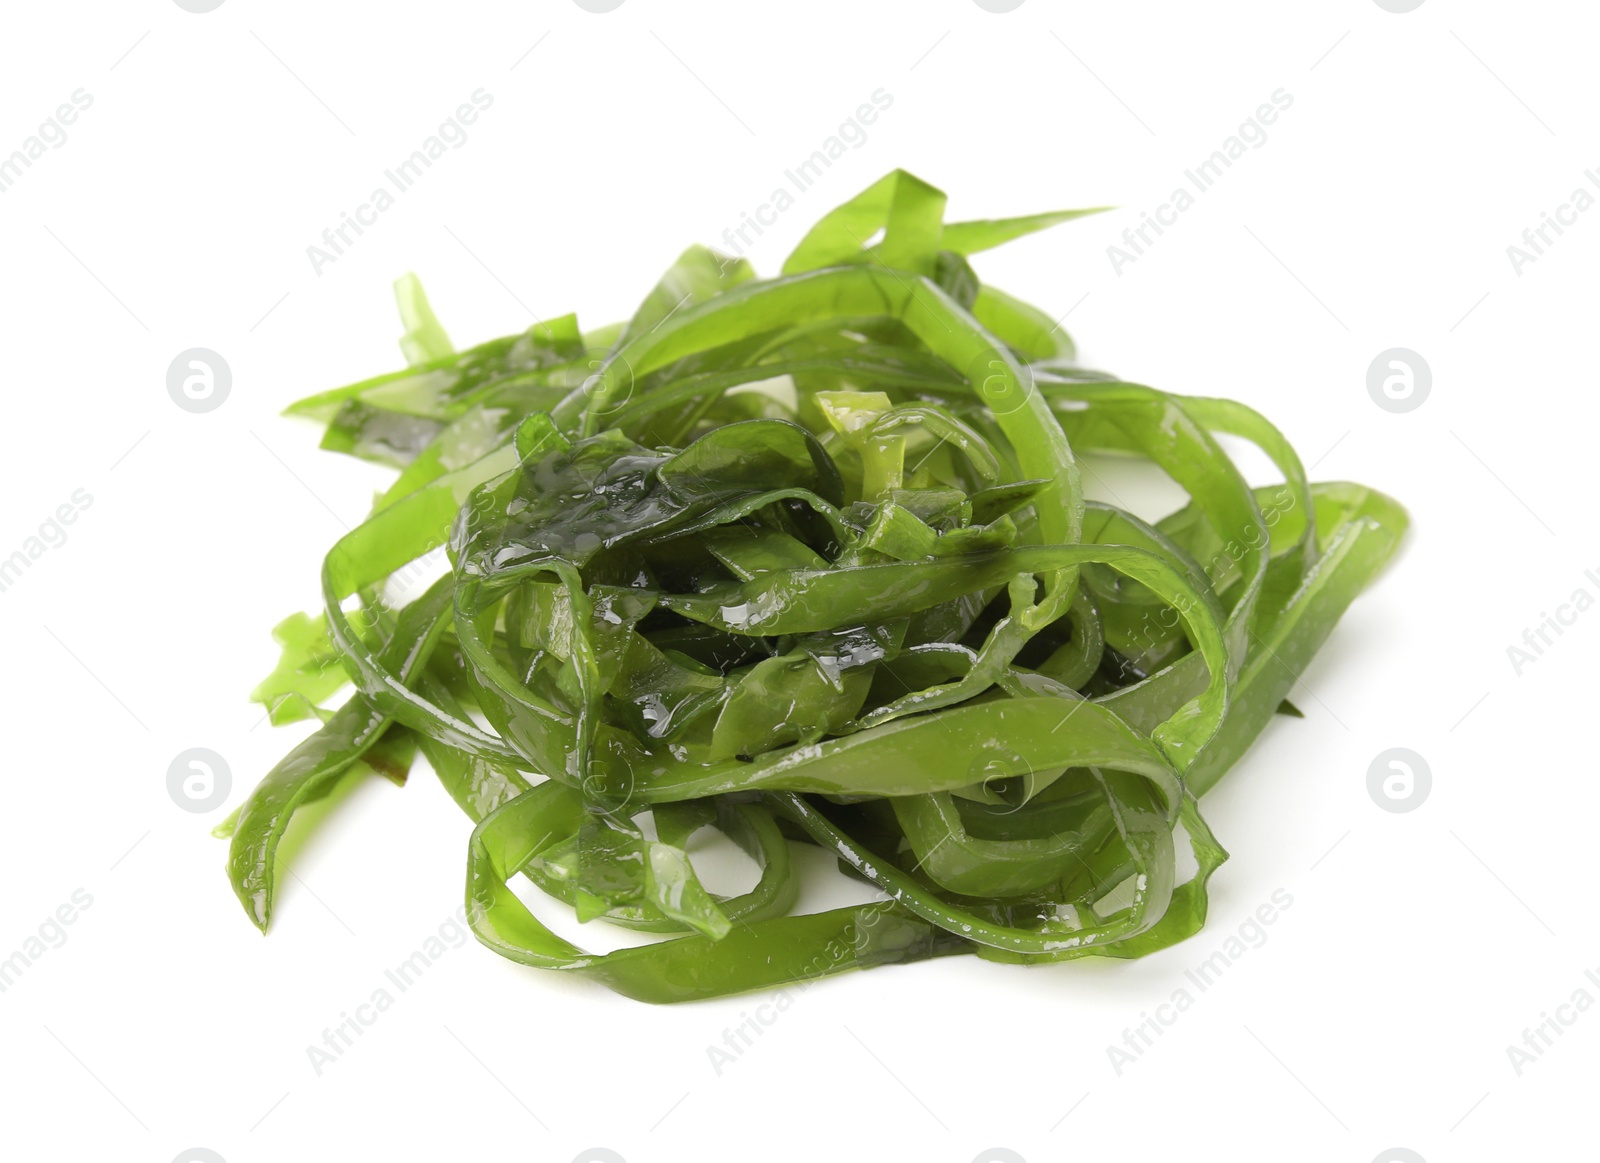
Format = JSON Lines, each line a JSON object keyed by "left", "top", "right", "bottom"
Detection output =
{"left": 225, "top": 171, "right": 1406, "bottom": 1001}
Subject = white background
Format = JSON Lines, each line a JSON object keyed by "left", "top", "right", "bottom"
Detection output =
{"left": 0, "top": 1, "right": 1593, "bottom": 1161}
